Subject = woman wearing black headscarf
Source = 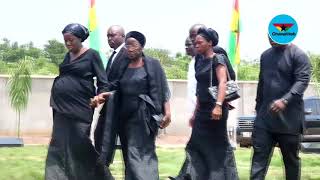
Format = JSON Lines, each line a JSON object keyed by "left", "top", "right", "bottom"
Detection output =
{"left": 45, "top": 23, "right": 113, "bottom": 180}
{"left": 170, "top": 28, "right": 239, "bottom": 180}
{"left": 100, "top": 31, "right": 171, "bottom": 180}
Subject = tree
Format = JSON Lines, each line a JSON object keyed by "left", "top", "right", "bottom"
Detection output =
{"left": 310, "top": 54, "right": 320, "bottom": 94}
{"left": 237, "top": 60, "right": 260, "bottom": 81}
{"left": 144, "top": 48, "right": 173, "bottom": 65}
{"left": 0, "top": 40, "right": 42, "bottom": 62}
{"left": 7, "top": 57, "right": 33, "bottom": 138}
{"left": 175, "top": 52, "right": 182, "bottom": 58}
{"left": 0, "top": 38, "right": 10, "bottom": 49}
{"left": 32, "top": 57, "right": 59, "bottom": 75}
{"left": 1, "top": 41, "right": 24, "bottom": 62}
{"left": 44, "top": 39, "right": 67, "bottom": 66}
{"left": 144, "top": 48, "right": 189, "bottom": 79}
{"left": 166, "top": 55, "right": 190, "bottom": 79}
{"left": 24, "top": 41, "right": 42, "bottom": 59}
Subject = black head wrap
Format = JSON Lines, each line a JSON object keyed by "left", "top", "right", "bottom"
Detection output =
{"left": 62, "top": 23, "right": 89, "bottom": 42}
{"left": 197, "top": 27, "right": 219, "bottom": 46}
{"left": 125, "top": 31, "right": 146, "bottom": 47}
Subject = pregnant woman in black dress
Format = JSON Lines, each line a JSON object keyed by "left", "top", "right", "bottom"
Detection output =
{"left": 45, "top": 23, "right": 113, "bottom": 180}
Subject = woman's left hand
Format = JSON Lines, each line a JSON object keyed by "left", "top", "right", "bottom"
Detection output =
{"left": 212, "top": 106, "right": 222, "bottom": 120}
{"left": 160, "top": 114, "right": 171, "bottom": 129}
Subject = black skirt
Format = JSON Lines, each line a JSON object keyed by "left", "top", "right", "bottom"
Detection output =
{"left": 45, "top": 111, "right": 113, "bottom": 180}
{"left": 172, "top": 102, "right": 239, "bottom": 180}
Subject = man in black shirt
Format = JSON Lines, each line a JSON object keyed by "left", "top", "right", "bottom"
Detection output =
{"left": 250, "top": 37, "right": 311, "bottom": 180}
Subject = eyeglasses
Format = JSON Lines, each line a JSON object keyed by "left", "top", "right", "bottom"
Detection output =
{"left": 124, "top": 43, "right": 141, "bottom": 50}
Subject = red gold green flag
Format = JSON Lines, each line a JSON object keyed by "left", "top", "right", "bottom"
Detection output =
{"left": 88, "top": 0, "right": 107, "bottom": 67}
{"left": 228, "top": 0, "right": 240, "bottom": 67}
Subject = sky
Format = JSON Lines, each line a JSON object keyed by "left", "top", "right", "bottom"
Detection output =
{"left": 1, "top": 0, "right": 319, "bottom": 60}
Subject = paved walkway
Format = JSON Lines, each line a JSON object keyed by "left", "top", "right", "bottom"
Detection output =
{"left": 9, "top": 134, "right": 190, "bottom": 148}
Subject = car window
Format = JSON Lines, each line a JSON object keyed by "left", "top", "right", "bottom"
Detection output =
{"left": 304, "top": 99, "right": 317, "bottom": 115}
{"left": 315, "top": 99, "right": 320, "bottom": 115}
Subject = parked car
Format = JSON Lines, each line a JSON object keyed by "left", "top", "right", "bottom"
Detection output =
{"left": 237, "top": 96, "right": 320, "bottom": 148}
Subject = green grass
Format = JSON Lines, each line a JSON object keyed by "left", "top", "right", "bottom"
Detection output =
{"left": 0, "top": 146, "right": 47, "bottom": 180}
{"left": 0, "top": 146, "right": 320, "bottom": 180}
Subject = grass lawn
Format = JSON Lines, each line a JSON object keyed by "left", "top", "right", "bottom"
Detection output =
{"left": 0, "top": 146, "right": 320, "bottom": 180}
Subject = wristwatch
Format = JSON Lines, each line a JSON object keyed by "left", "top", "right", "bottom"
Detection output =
{"left": 281, "top": 98, "right": 288, "bottom": 105}
{"left": 215, "top": 101, "right": 223, "bottom": 106}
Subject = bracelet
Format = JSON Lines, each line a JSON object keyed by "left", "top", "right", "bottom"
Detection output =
{"left": 215, "top": 101, "right": 223, "bottom": 106}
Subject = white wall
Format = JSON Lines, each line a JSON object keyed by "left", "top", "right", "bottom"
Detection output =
{"left": 0, "top": 75, "right": 318, "bottom": 137}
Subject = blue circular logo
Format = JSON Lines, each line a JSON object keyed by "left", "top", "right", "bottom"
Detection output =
{"left": 268, "top": 14, "right": 298, "bottom": 44}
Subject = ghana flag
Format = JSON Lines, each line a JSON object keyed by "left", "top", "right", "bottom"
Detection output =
{"left": 88, "top": 0, "right": 107, "bottom": 67}
{"left": 228, "top": 0, "right": 240, "bottom": 67}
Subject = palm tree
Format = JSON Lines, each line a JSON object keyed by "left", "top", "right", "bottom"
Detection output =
{"left": 7, "top": 57, "right": 32, "bottom": 138}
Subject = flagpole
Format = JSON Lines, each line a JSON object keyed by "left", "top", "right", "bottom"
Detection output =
{"left": 227, "top": 0, "right": 240, "bottom": 148}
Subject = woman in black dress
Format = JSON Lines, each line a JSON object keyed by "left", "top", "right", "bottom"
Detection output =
{"left": 171, "top": 27, "right": 239, "bottom": 179}
{"left": 117, "top": 31, "right": 171, "bottom": 180}
{"left": 45, "top": 23, "right": 113, "bottom": 180}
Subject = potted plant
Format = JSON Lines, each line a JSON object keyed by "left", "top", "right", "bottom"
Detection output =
{"left": 2, "top": 57, "right": 32, "bottom": 147}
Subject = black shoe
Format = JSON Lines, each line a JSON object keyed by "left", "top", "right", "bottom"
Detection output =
{"left": 168, "top": 175, "right": 192, "bottom": 180}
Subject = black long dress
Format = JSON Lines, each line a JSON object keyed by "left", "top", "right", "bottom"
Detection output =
{"left": 45, "top": 49, "right": 113, "bottom": 180}
{"left": 118, "top": 66, "right": 159, "bottom": 180}
{"left": 173, "top": 54, "right": 239, "bottom": 180}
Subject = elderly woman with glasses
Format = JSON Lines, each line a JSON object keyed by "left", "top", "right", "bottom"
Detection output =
{"left": 97, "top": 31, "right": 171, "bottom": 180}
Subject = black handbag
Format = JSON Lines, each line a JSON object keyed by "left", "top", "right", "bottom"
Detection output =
{"left": 208, "top": 56, "right": 240, "bottom": 102}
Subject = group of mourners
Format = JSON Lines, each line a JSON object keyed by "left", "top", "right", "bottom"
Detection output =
{"left": 44, "top": 22, "right": 311, "bottom": 180}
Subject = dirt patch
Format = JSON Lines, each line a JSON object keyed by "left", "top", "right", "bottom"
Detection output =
{"left": 0, "top": 134, "right": 189, "bottom": 147}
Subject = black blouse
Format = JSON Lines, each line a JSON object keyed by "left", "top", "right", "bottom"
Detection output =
{"left": 50, "top": 49, "right": 109, "bottom": 121}
{"left": 195, "top": 54, "right": 227, "bottom": 103}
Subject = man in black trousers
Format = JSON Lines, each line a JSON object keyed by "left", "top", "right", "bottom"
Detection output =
{"left": 94, "top": 25, "right": 129, "bottom": 166}
{"left": 251, "top": 36, "right": 311, "bottom": 180}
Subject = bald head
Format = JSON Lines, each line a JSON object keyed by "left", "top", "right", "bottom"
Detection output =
{"left": 107, "top": 25, "right": 125, "bottom": 49}
{"left": 189, "top": 24, "right": 206, "bottom": 44}
{"left": 185, "top": 37, "right": 195, "bottom": 57}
